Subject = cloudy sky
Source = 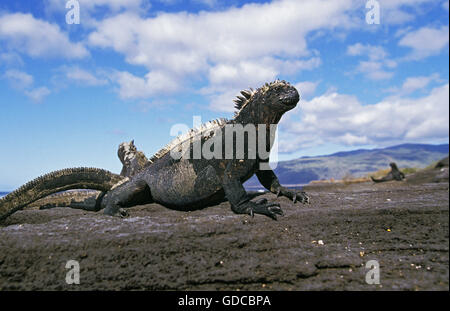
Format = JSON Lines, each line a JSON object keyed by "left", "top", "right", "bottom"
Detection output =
{"left": 0, "top": 0, "right": 448, "bottom": 190}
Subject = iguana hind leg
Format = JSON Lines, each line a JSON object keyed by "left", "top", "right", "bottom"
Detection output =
{"left": 102, "top": 178, "right": 152, "bottom": 217}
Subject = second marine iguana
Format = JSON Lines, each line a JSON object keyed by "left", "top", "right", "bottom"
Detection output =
{"left": 370, "top": 162, "right": 405, "bottom": 183}
{"left": 0, "top": 80, "right": 309, "bottom": 221}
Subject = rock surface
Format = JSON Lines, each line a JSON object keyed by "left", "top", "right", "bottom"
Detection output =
{"left": 0, "top": 181, "right": 448, "bottom": 290}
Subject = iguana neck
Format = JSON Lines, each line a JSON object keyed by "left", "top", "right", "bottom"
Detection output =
{"left": 231, "top": 107, "right": 281, "bottom": 159}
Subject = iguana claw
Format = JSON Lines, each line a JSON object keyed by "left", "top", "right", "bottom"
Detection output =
{"left": 275, "top": 188, "right": 309, "bottom": 205}
{"left": 118, "top": 208, "right": 129, "bottom": 218}
{"left": 103, "top": 206, "right": 129, "bottom": 218}
{"left": 232, "top": 200, "right": 283, "bottom": 220}
{"left": 252, "top": 202, "right": 283, "bottom": 220}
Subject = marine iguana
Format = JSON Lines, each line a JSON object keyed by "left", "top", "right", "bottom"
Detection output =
{"left": 435, "top": 156, "right": 449, "bottom": 169}
{"left": 0, "top": 80, "right": 309, "bottom": 221}
{"left": 370, "top": 162, "right": 405, "bottom": 183}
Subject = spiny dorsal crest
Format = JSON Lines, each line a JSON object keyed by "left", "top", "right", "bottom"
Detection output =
{"left": 233, "top": 88, "right": 254, "bottom": 111}
{"left": 149, "top": 118, "right": 228, "bottom": 162}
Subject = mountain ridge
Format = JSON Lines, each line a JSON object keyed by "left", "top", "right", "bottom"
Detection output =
{"left": 245, "top": 143, "right": 449, "bottom": 187}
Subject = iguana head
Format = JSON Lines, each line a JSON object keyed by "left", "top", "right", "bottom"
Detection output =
{"left": 233, "top": 80, "right": 299, "bottom": 124}
{"left": 390, "top": 162, "right": 399, "bottom": 170}
{"left": 118, "top": 140, "right": 137, "bottom": 165}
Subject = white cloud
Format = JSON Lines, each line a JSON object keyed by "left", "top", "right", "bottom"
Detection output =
{"left": 43, "top": 0, "right": 147, "bottom": 29}
{"left": 76, "top": 0, "right": 144, "bottom": 11}
{"left": 356, "top": 61, "right": 394, "bottom": 80}
{"left": 0, "top": 52, "right": 24, "bottom": 66}
{"left": 3, "top": 69, "right": 51, "bottom": 103}
{"left": 44, "top": 0, "right": 146, "bottom": 23}
{"left": 113, "top": 70, "right": 181, "bottom": 99}
{"left": 378, "top": 0, "right": 443, "bottom": 24}
{"left": 89, "top": 1, "right": 354, "bottom": 67}
{"left": 382, "top": 9, "right": 415, "bottom": 24}
{"left": 399, "top": 25, "right": 449, "bottom": 60}
{"left": 378, "top": 0, "right": 438, "bottom": 9}
{"left": 88, "top": 0, "right": 356, "bottom": 105}
{"left": 24, "top": 87, "right": 51, "bottom": 103}
{"left": 3, "top": 69, "right": 34, "bottom": 89}
{"left": 62, "top": 66, "right": 108, "bottom": 86}
{"left": 208, "top": 61, "right": 278, "bottom": 90}
{"left": 387, "top": 73, "right": 441, "bottom": 94}
{"left": 294, "top": 81, "right": 319, "bottom": 99}
{"left": 346, "top": 43, "right": 396, "bottom": 80}
{"left": 347, "top": 43, "right": 388, "bottom": 61}
{"left": 206, "top": 89, "right": 242, "bottom": 113}
{"left": 193, "top": 0, "right": 218, "bottom": 7}
{"left": 46, "top": 0, "right": 144, "bottom": 11}
{"left": 279, "top": 83, "right": 449, "bottom": 152}
{"left": 443, "top": 1, "right": 449, "bottom": 11}
{"left": 402, "top": 76, "right": 434, "bottom": 93}
{"left": 0, "top": 13, "right": 89, "bottom": 59}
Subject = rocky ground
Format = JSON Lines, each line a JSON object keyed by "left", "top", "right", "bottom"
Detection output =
{"left": 0, "top": 176, "right": 448, "bottom": 291}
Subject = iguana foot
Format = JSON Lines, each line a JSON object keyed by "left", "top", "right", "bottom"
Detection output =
{"left": 276, "top": 188, "right": 310, "bottom": 204}
{"left": 103, "top": 206, "right": 129, "bottom": 218}
{"left": 117, "top": 208, "right": 129, "bottom": 218}
{"left": 232, "top": 198, "right": 284, "bottom": 220}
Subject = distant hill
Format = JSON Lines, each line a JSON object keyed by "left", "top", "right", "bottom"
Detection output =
{"left": 245, "top": 143, "right": 449, "bottom": 188}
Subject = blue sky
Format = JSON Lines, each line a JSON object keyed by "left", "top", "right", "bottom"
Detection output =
{"left": 0, "top": 0, "right": 448, "bottom": 190}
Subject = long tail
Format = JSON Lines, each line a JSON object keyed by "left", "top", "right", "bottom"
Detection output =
{"left": 370, "top": 176, "right": 389, "bottom": 183}
{"left": 0, "top": 167, "right": 125, "bottom": 221}
{"left": 370, "top": 176, "right": 381, "bottom": 183}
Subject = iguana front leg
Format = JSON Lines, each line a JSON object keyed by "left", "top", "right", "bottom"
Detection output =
{"left": 256, "top": 168, "right": 310, "bottom": 204}
{"left": 222, "top": 161, "right": 283, "bottom": 220}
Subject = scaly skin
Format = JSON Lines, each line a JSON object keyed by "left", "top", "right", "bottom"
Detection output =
{"left": 1, "top": 80, "right": 309, "bottom": 221}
